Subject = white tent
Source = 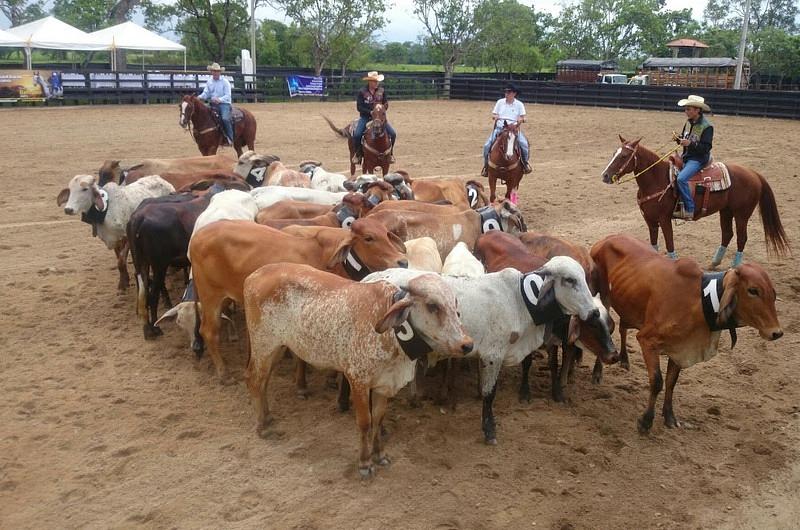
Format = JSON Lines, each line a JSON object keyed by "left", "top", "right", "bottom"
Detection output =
{"left": 88, "top": 21, "right": 186, "bottom": 71}
{"left": 7, "top": 16, "right": 109, "bottom": 68}
{"left": 0, "top": 28, "right": 26, "bottom": 48}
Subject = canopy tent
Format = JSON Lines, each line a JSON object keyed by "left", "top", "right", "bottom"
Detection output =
{"left": 7, "top": 16, "right": 109, "bottom": 68}
{"left": 88, "top": 21, "right": 186, "bottom": 71}
{"left": 0, "top": 28, "right": 26, "bottom": 47}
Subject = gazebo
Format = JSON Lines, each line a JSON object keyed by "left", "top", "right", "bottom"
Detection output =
{"left": 88, "top": 21, "right": 186, "bottom": 71}
{"left": 6, "top": 16, "right": 108, "bottom": 68}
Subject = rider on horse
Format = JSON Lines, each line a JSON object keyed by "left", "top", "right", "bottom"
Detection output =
{"left": 198, "top": 62, "right": 234, "bottom": 146}
{"left": 352, "top": 71, "right": 396, "bottom": 165}
{"left": 675, "top": 95, "right": 714, "bottom": 220}
{"left": 482, "top": 83, "right": 532, "bottom": 177}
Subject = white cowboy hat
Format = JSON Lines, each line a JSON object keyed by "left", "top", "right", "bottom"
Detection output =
{"left": 362, "top": 71, "right": 385, "bottom": 82}
{"left": 678, "top": 95, "right": 710, "bottom": 112}
{"left": 207, "top": 62, "right": 225, "bottom": 72}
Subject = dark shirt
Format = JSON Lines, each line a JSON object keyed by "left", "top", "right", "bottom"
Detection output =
{"left": 680, "top": 115, "right": 713, "bottom": 164}
{"left": 357, "top": 86, "right": 389, "bottom": 118}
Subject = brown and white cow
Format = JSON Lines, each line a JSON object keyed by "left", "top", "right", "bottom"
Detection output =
{"left": 188, "top": 217, "right": 409, "bottom": 383}
{"left": 367, "top": 199, "right": 527, "bottom": 259}
{"left": 244, "top": 263, "right": 473, "bottom": 477}
{"left": 590, "top": 233, "right": 783, "bottom": 433}
{"left": 255, "top": 193, "right": 375, "bottom": 229}
{"left": 410, "top": 177, "right": 490, "bottom": 210}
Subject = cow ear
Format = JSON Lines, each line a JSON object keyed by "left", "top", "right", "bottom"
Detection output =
{"left": 91, "top": 185, "right": 105, "bottom": 210}
{"left": 326, "top": 236, "right": 353, "bottom": 269}
{"left": 56, "top": 188, "right": 69, "bottom": 206}
{"left": 343, "top": 180, "right": 356, "bottom": 191}
{"left": 567, "top": 315, "right": 580, "bottom": 345}
{"left": 532, "top": 268, "right": 554, "bottom": 305}
{"left": 154, "top": 305, "right": 180, "bottom": 327}
{"left": 112, "top": 160, "right": 120, "bottom": 169}
{"left": 388, "top": 231, "right": 407, "bottom": 254}
{"left": 374, "top": 296, "right": 413, "bottom": 333}
{"left": 718, "top": 269, "right": 740, "bottom": 326}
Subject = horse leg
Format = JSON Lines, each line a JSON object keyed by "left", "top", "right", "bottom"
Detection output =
{"left": 646, "top": 219, "right": 660, "bottom": 252}
{"left": 711, "top": 209, "right": 734, "bottom": 268}
{"left": 488, "top": 175, "right": 497, "bottom": 203}
{"left": 660, "top": 216, "right": 677, "bottom": 259}
{"left": 733, "top": 212, "right": 750, "bottom": 266}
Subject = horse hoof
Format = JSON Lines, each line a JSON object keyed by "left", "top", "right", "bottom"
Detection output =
{"left": 637, "top": 416, "right": 653, "bottom": 435}
{"left": 296, "top": 389, "right": 310, "bottom": 400}
{"left": 358, "top": 465, "right": 375, "bottom": 479}
{"left": 484, "top": 436, "right": 498, "bottom": 446}
{"left": 374, "top": 455, "right": 391, "bottom": 467}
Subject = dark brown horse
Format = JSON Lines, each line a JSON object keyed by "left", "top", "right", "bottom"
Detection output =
{"left": 487, "top": 121, "right": 524, "bottom": 204}
{"left": 322, "top": 104, "right": 392, "bottom": 176}
{"left": 601, "top": 135, "right": 789, "bottom": 267}
{"left": 179, "top": 95, "right": 256, "bottom": 157}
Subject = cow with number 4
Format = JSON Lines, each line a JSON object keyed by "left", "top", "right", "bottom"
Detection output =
{"left": 590, "top": 234, "right": 783, "bottom": 435}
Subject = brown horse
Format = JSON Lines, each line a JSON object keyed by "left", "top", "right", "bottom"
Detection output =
{"left": 179, "top": 95, "right": 256, "bottom": 157}
{"left": 601, "top": 135, "right": 789, "bottom": 267}
{"left": 487, "top": 121, "right": 524, "bottom": 203}
{"left": 322, "top": 104, "right": 393, "bottom": 176}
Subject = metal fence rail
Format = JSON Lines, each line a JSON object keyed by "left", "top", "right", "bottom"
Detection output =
{"left": 450, "top": 77, "right": 800, "bottom": 120}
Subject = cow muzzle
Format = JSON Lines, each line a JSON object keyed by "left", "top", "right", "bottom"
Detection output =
{"left": 761, "top": 328, "right": 784, "bottom": 341}
{"left": 64, "top": 207, "right": 75, "bottom": 215}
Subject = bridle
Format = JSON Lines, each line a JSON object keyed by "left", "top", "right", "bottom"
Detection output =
{"left": 609, "top": 143, "right": 639, "bottom": 183}
{"left": 179, "top": 97, "right": 194, "bottom": 130}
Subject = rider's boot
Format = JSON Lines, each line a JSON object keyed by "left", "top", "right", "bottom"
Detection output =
{"left": 523, "top": 159, "right": 532, "bottom": 174}
{"left": 352, "top": 148, "right": 363, "bottom": 165}
{"left": 481, "top": 164, "right": 488, "bottom": 177}
{"left": 389, "top": 145, "right": 396, "bottom": 164}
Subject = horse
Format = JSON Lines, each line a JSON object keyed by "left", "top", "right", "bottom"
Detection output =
{"left": 179, "top": 95, "right": 257, "bottom": 157}
{"left": 487, "top": 121, "right": 524, "bottom": 203}
{"left": 601, "top": 135, "right": 789, "bottom": 267}
{"left": 322, "top": 104, "right": 393, "bottom": 176}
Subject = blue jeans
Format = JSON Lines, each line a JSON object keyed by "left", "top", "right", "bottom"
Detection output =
{"left": 483, "top": 127, "right": 529, "bottom": 165}
{"left": 354, "top": 116, "right": 396, "bottom": 156}
{"left": 213, "top": 102, "right": 234, "bottom": 143}
{"left": 677, "top": 159, "right": 702, "bottom": 212}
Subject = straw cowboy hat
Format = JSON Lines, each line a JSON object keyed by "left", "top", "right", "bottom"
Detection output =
{"left": 207, "top": 62, "right": 225, "bottom": 72}
{"left": 362, "top": 71, "right": 385, "bottom": 82}
{"left": 678, "top": 95, "right": 711, "bottom": 112}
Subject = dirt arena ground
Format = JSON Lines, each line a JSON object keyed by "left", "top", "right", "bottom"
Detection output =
{"left": 1, "top": 100, "right": 799, "bottom": 529}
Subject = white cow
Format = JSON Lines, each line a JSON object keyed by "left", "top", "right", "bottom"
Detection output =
{"left": 364, "top": 256, "right": 608, "bottom": 444}
{"left": 300, "top": 163, "right": 349, "bottom": 193}
{"left": 442, "top": 242, "right": 485, "bottom": 277}
{"left": 404, "top": 237, "right": 443, "bottom": 273}
{"left": 250, "top": 186, "right": 348, "bottom": 209}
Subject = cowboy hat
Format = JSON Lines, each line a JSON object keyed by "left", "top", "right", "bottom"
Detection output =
{"left": 678, "top": 95, "right": 710, "bottom": 112}
{"left": 504, "top": 82, "right": 519, "bottom": 93}
{"left": 362, "top": 71, "right": 385, "bottom": 82}
{"left": 207, "top": 62, "right": 225, "bottom": 72}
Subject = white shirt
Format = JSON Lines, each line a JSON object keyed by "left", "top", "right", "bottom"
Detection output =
{"left": 492, "top": 98, "right": 526, "bottom": 127}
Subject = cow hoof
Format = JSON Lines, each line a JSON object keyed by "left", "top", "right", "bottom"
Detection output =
{"left": 296, "top": 388, "right": 310, "bottom": 400}
{"left": 552, "top": 392, "right": 566, "bottom": 404}
{"left": 620, "top": 359, "right": 630, "bottom": 371}
{"left": 143, "top": 325, "right": 163, "bottom": 340}
{"left": 664, "top": 415, "right": 680, "bottom": 429}
{"left": 518, "top": 387, "right": 531, "bottom": 403}
{"left": 484, "top": 436, "right": 498, "bottom": 446}
{"left": 637, "top": 415, "right": 653, "bottom": 434}
{"left": 192, "top": 339, "right": 205, "bottom": 359}
{"left": 374, "top": 455, "right": 391, "bottom": 467}
{"left": 408, "top": 396, "right": 421, "bottom": 408}
{"left": 591, "top": 372, "right": 603, "bottom": 385}
{"left": 219, "top": 374, "right": 236, "bottom": 386}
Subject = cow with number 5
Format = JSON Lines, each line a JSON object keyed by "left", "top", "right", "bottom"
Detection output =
{"left": 590, "top": 234, "right": 783, "bottom": 435}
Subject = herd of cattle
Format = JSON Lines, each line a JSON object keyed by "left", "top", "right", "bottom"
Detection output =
{"left": 55, "top": 150, "right": 784, "bottom": 478}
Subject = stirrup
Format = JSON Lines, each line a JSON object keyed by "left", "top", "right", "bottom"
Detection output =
{"left": 480, "top": 166, "right": 488, "bottom": 177}
{"left": 352, "top": 154, "right": 362, "bottom": 164}
{"left": 389, "top": 154, "right": 396, "bottom": 163}
{"left": 523, "top": 162, "right": 532, "bottom": 174}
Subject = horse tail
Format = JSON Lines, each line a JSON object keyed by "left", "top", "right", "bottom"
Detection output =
{"left": 756, "top": 172, "right": 790, "bottom": 257}
{"left": 321, "top": 115, "right": 350, "bottom": 139}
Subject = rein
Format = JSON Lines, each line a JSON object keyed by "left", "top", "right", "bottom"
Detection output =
{"left": 612, "top": 142, "right": 680, "bottom": 185}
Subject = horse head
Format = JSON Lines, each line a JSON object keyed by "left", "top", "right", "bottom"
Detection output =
{"left": 496, "top": 121, "right": 520, "bottom": 162}
{"left": 179, "top": 94, "right": 196, "bottom": 129}
{"left": 370, "top": 104, "right": 387, "bottom": 137}
{"left": 601, "top": 135, "right": 641, "bottom": 184}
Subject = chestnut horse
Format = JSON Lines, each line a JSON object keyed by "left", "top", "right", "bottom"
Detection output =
{"left": 322, "top": 104, "right": 393, "bottom": 176}
{"left": 179, "top": 95, "right": 256, "bottom": 157}
{"left": 487, "top": 121, "right": 524, "bottom": 203}
{"left": 601, "top": 135, "right": 789, "bottom": 267}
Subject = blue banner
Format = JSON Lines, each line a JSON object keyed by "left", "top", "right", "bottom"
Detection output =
{"left": 286, "top": 75, "right": 325, "bottom": 97}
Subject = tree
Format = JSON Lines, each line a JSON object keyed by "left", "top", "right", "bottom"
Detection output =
{"left": 471, "top": 0, "right": 543, "bottom": 73}
{"left": 413, "top": 0, "right": 483, "bottom": 95}
{"left": 169, "top": 0, "right": 251, "bottom": 63}
{"left": 0, "top": 0, "right": 44, "bottom": 26}
{"left": 268, "top": 0, "right": 387, "bottom": 75}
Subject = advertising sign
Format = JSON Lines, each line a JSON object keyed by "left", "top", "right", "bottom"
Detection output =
{"left": 286, "top": 75, "right": 325, "bottom": 97}
{"left": 0, "top": 70, "right": 63, "bottom": 101}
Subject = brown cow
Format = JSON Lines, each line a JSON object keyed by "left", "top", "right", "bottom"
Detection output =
{"left": 411, "top": 177, "right": 490, "bottom": 210}
{"left": 367, "top": 199, "right": 527, "bottom": 259}
{"left": 255, "top": 200, "right": 333, "bottom": 221}
{"left": 99, "top": 153, "right": 236, "bottom": 185}
{"left": 244, "top": 263, "right": 473, "bottom": 477}
{"left": 590, "top": 233, "right": 783, "bottom": 433}
{"left": 189, "top": 217, "right": 409, "bottom": 383}
{"left": 476, "top": 231, "right": 618, "bottom": 403}
{"left": 256, "top": 193, "right": 375, "bottom": 229}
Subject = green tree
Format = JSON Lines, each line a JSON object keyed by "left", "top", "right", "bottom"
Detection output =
{"left": 268, "top": 0, "right": 387, "bottom": 75}
{"left": 170, "top": 0, "right": 250, "bottom": 63}
{"left": 383, "top": 41, "right": 408, "bottom": 64}
{"left": 0, "top": 0, "right": 44, "bottom": 26}
{"left": 471, "top": 0, "right": 543, "bottom": 73}
{"left": 413, "top": 0, "right": 483, "bottom": 94}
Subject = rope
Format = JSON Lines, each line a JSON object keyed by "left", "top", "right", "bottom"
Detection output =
{"left": 613, "top": 143, "right": 681, "bottom": 185}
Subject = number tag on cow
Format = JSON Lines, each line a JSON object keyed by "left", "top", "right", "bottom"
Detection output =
{"left": 367, "top": 194, "right": 381, "bottom": 207}
{"left": 467, "top": 185, "right": 479, "bottom": 208}
{"left": 701, "top": 271, "right": 737, "bottom": 331}
{"left": 477, "top": 206, "right": 503, "bottom": 233}
{"left": 335, "top": 206, "right": 357, "bottom": 230}
{"left": 520, "top": 272, "right": 563, "bottom": 325}
{"left": 394, "top": 319, "right": 432, "bottom": 360}
{"left": 342, "top": 248, "right": 370, "bottom": 280}
{"left": 246, "top": 166, "right": 266, "bottom": 187}
{"left": 81, "top": 189, "right": 109, "bottom": 234}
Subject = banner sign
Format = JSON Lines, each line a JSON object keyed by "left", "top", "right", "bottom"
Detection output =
{"left": 0, "top": 70, "right": 63, "bottom": 101}
{"left": 286, "top": 75, "right": 324, "bottom": 97}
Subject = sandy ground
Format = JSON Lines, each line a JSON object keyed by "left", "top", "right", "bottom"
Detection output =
{"left": 1, "top": 100, "right": 799, "bottom": 529}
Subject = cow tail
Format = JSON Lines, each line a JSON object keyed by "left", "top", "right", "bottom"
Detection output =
{"left": 757, "top": 173, "right": 790, "bottom": 257}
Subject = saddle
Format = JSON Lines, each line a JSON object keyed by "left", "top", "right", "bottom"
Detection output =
{"left": 668, "top": 153, "right": 731, "bottom": 219}
{"left": 209, "top": 106, "right": 244, "bottom": 138}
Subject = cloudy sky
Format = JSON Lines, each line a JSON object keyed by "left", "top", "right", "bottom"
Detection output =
{"left": 257, "top": 0, "right": 704, "bottom": 43}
